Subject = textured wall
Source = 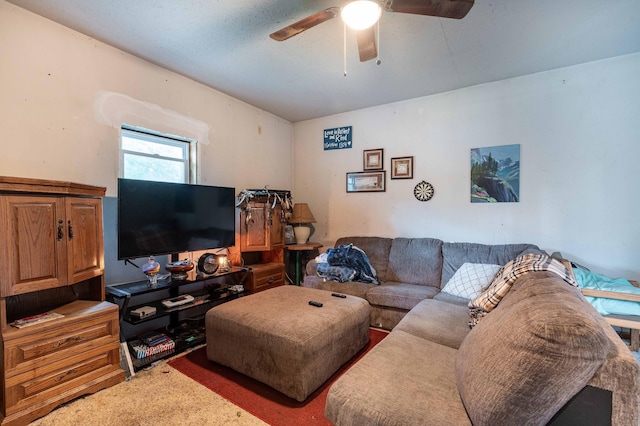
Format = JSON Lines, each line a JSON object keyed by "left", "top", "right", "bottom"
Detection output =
{"left": 293, "top": 53, "right": 640, "bottom": 280}
{"left": 0, "top": 2, "right": 294, "bottom": 284}
{"left": 0, "top": 1, "right": 293, "bottom": 196}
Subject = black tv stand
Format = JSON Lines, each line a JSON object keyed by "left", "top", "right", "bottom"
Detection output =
{"left": 106, "top": 266, "right": 249, "bottom": 374}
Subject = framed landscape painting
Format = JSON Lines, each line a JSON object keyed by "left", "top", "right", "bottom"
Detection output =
{"left": 470, "top": 144, "right": 520, "bottom": 203}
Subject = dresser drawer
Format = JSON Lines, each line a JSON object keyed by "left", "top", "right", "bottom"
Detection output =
{"left": 248, "top": 263, "right": 285, "bottom": 292}
{"left": 4, "top": 316, "right": 119, "bottom": 377}
{"left": 3, "top": 301, "right": 120, "bottom": 377}
{"left": 2, "top": 300, "right": 123, "bottom": 417}
{"left": 4, "top": 344, "right": 120, "bottom": 415}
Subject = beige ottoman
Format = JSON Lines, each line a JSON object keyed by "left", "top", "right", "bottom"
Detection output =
{"left": 205, "top": 285, "right": 370, "bottom": 401}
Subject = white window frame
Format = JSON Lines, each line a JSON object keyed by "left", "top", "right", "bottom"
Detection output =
{"left": 120, "top": 125, "right": 197, "bottom": 183}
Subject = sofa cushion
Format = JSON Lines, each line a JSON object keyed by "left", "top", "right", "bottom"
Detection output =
{"left": 441, "top": 262, "right": 501, "bottom": 299}
{"left": 433, "top": 291, "right": 470, "bottom": 306}
{"left": 326, "top": 330, "right": 471, "bottom": 426}
{"left": 365, "top": 282, "right": 439, "bottom": 311}
{"left": 455, "top": 272, "right": 611, "bottom": 425}
{"left": 395, "top": 299, "right": 470, "bottom": 349}
{"left": 386, "top": 237, "right": 443, "bottom": 286}
{"left": 441, "top": 242, "right": 542, "bottom": 287}
{"left": 335, "top": 237, "right": 393, "bottom": 282}
{"left": 302, "top": 276, "right": 372, "bottom": 299}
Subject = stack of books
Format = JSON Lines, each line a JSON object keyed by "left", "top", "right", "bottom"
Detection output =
{"left": 12, "top": 312, "right": 64, "bottom": 328}
{"left": 129, "top": 332, "right": 175, "bottom": 359}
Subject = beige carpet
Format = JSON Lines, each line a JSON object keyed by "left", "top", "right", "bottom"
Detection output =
{"left": 30, "top": 357, "right": 267, "bottom": 426}
{"left": 28, "top": 341, "right": 640, "bottom": 425}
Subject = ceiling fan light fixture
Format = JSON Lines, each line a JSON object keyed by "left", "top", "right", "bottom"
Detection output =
{"left": 341, "top": 1, "right": 382, "bottom": 30}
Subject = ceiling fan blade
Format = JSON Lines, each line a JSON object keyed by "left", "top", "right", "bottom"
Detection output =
{"left": 270, "top": 7, "right": 340, "bottom": 41}
{"left": 383, "top": 0, "right": 474, "bottom": 19}
{"left": 356, "top": 27, "right": 378, "bottom": 62}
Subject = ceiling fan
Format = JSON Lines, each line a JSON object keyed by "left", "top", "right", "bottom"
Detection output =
{"left": 270, "top": 0, "right": 474, "bottom": 63}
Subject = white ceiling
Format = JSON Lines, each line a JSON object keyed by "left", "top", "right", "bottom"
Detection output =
{"left": 7, "top": 0, "right": 640, "bottom": 122}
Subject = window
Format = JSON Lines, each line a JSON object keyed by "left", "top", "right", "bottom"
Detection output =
{"left": 120, "top": 126, "right": 196, "bottom": 183}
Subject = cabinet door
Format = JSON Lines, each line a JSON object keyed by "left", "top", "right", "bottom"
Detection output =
{"left": 240, "top": 202, "right": 285, "bottom": 252}
{"left": 269, "top": 204, "right": 285, "bottom": 249}
{"left": 0, "top": 196, "right": 67, "bottom": 296}
{"left": 240, "top": 202, "right": 269, "bottom": 251}
{"left": 65, "top": 197, "right": 104, "bottom": 284}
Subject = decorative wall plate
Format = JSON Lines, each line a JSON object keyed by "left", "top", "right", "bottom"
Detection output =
{"left": 414, "top": 181, "right": 434, "bottom": 201}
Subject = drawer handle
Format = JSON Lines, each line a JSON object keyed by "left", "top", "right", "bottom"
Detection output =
{"left": 266, "top": 277, "right": 275, "bottom": 284}
{"left": 53, "top": 336, "right": 84, "bottom": 348}
{"left": 67, "top": 220, "right": 74, "bottom": 240}
{"left": 55, "top": 368, "right": 78, "bottom": 383}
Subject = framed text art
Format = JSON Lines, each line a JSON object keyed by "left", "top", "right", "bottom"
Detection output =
{"left": 346, "top": 171, "right": 386, "bottom": 193}
{"left": 391, "top": 156, "right": 414, "bottom": 179}
{"left": 363, "top": 149, "right": 384, "bottom": 170}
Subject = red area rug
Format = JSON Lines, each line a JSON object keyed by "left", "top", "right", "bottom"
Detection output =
{"left": 168, "top": 328, "right": 387, "bottom": 426}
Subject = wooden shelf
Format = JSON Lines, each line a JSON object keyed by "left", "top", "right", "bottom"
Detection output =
{"left": 106, "top": 268, "right": 250, "bottom": 372}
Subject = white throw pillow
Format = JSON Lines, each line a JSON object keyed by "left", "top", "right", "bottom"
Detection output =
{"left": 441, "top": 263, "right": 502, "bottom": 300}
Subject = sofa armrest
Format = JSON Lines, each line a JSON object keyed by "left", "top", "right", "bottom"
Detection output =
{"left": 306, "top": 258, "right": 319, "bottom": 277}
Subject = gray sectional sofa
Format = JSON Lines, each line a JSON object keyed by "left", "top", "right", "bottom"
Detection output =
{"left": 302, "top": 236, "right": 640, "bottom": 425}
{"left": 303, "top": 236, "right": 541, "bottom": 330}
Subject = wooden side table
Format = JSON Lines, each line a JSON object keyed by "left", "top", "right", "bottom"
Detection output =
{"left": 285, "top": 242, "right": 322, "bottom": 285}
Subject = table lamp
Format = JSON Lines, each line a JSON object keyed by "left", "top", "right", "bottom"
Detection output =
{"left": 289, "top": 203, "right": 316, "bottom": 244}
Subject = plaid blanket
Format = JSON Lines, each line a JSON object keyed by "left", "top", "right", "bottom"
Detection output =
{"left": 468, "top": 253, "right": 577, "bottom": 327}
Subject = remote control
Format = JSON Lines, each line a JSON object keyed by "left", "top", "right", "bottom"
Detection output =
{"left": 331, "top": 293, "right": 347, "bottom": 298}
{"left": 309, "top": 301, "right": 323, "bottom": 307}
{"left": 161, "top": 294, "right": 194, "bottom": 308}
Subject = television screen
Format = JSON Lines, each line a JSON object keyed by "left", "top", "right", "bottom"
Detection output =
{"left": 117, "top": 178, "right": 235, "bottom": 259}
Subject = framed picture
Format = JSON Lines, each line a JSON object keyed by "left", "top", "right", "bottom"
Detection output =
{"left": 363, "top": 149, "right": 384, "bottom": 170}
{"left": 391, "top": 156, "right": 414, "bottom": 179}
{"left": 470, "top": 144, "right": 520, "bottom": 203}
{"left": 346, "top": 171, "right": 386, "bottom": 193}
{"left": 284, "top": 224, "right": 296, "bottom": 245}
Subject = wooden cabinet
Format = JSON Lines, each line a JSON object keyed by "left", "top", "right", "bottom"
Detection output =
{"left": 239, "top": 200, "right": 285, "bottom": 252}
{"left": 0, "top": 176, "right": 123, "bottom": 426}
{"left": 2, "top": 301, "right": 121, "bottom": 423}
{"left": 246, "top": 262, "right": 285, "bottom": 293}
{"left": 0, "top": 195, "right": 103, "bottom": 297}
{"left": 237, "top": 191, "right": 290, "bottom": 289}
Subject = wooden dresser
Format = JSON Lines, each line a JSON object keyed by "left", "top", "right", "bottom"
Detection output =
{"left": 246, "top": 262, "right": 285, "bottom": 293}
{"left": 0, "top": 176, "right": 124, "bottom": 425}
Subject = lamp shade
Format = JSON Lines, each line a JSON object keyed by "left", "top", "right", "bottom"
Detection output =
{"left": 289, "top": 203, "right": 316, "bottom": 224}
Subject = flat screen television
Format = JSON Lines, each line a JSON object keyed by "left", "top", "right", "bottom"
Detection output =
{"left": 117, "top": 178, "right": 235, "bottom": 259}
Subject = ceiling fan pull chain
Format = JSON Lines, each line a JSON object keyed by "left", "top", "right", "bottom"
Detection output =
{"left": 343, "top": 22, "right": 347, "bottom": 77}
{"left": 376, "top": 19, "right": 381, "bottom": 65}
